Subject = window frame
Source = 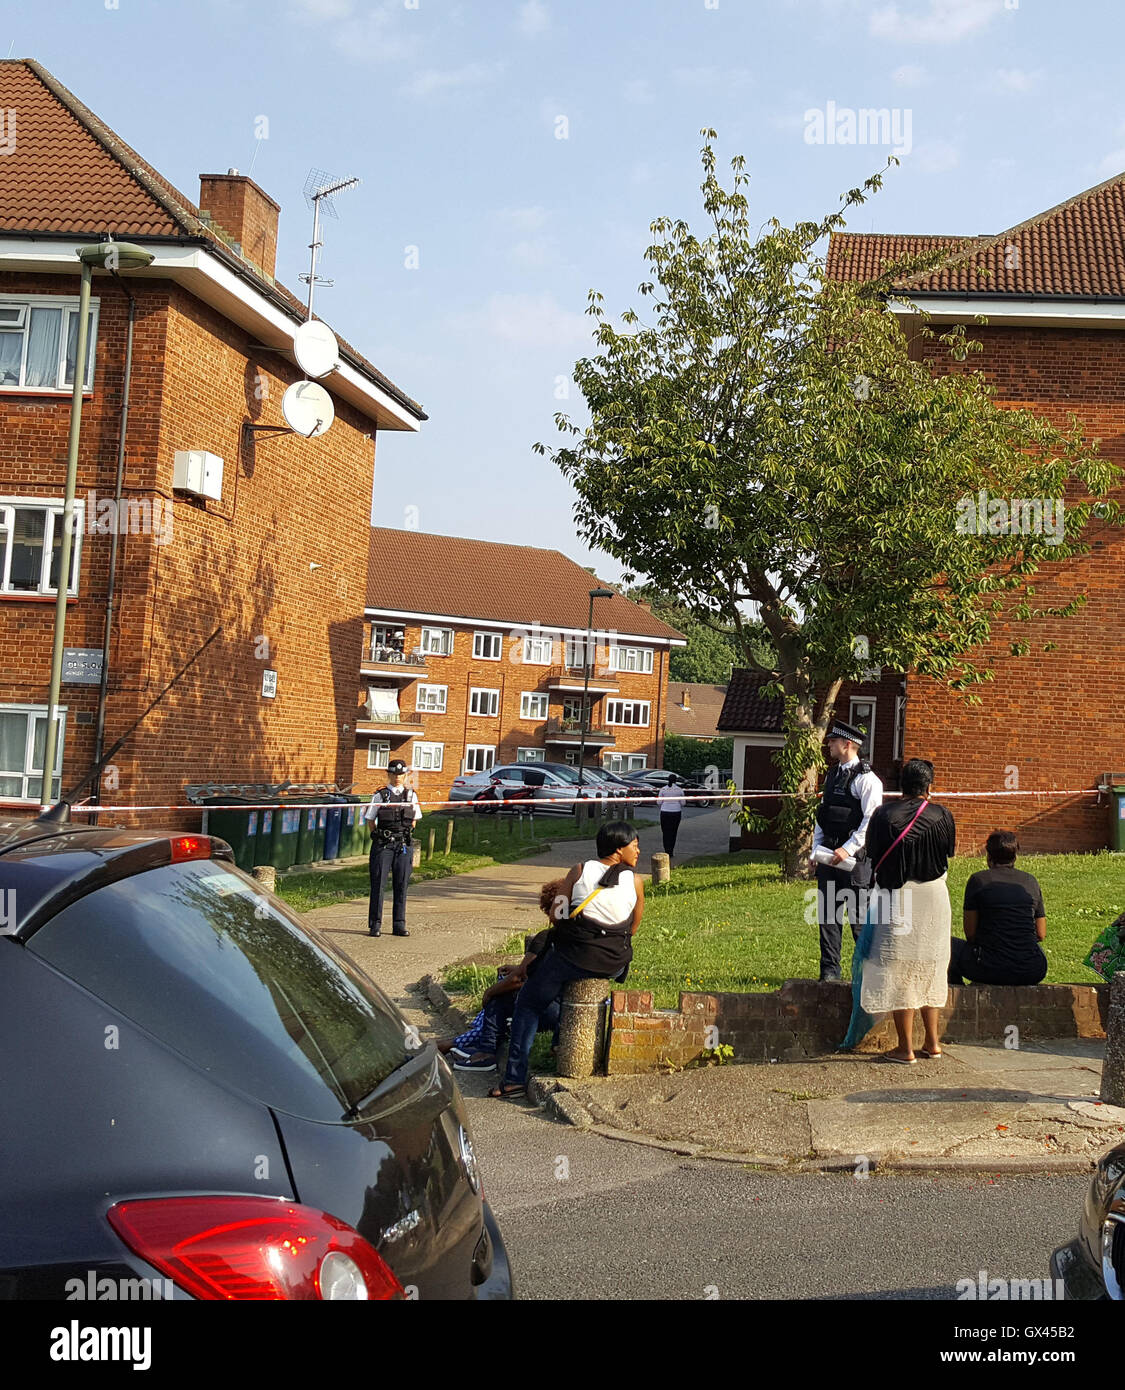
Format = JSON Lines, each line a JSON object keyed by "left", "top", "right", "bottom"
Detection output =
{"left": 469, "top": 687, "right": 499, "bottom": 718}
{"left": 522, "top": 635, "right": 554, "bottom": 665}
{"left": 463, "top": 744, "right": 496, "bottom": 774}
{"left": 0, "top": 293, "right": 99, "bottom": 393}
{"left": 893, "top": 695, "right": 906, "bottom": 762}
{"left": 849, "top": 697, "right": 877, "bottom": 757}
{"left": 412, "top": 741, "right": 444, "bottom": 772}
{"left": 605, "top": 698, "right": 651, "bottom": 727}
{"left": 516, "top": 747, "right": 546, "bottom": 763}
{"left": 415, "top": 683, "right": 448, "bottom": 714}
{"left": 607, "top": 644, "right": 654, "bottom": 674}
{"left": 366, "top": 740, "right": 391, "bottom": 770}
{"left": 0, "top": 702, "right": 67, "bottom": 802}
{"left": 472, "top": 631, "right": 502, "bottom": 661}
{"left": 0, "top": 497, "right": 84, "bottom": 596}
{"left": 419, "top": 625, "right": 453, "bottom": 656}
{"left": 519, "top": 691, "right": 549, "bottom": 721}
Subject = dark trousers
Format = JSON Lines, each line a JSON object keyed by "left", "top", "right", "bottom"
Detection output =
{"left": 817, "top": 862, "right": 859, "bottom": 979}
{"left": 502, "top": 946, "right": 604, "bottom": 1086}
{"left": 948, "top": 936, "right": 1048, "bottom": 987}
{"left": 369, "top": 841, "right": 412, "bottom": 932}
{"left": 477, "top": 991, "right": 562, "bottom": 1054}
{"left": 660, "top": 811, "right": 682, "bottom": 856}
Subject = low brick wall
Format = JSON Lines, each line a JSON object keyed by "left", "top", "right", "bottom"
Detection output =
{"left": 607, "top": 980, "right": 1109, "bottom": 1074}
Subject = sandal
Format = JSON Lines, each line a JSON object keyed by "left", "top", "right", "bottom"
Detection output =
{"left": 917, "top": 1048, "right": 944, "bottom": 1058}
{"left": 880, "top": 1052, "right": 916, "bottom": 1064}
{"left": 487, "top": 1083, "right": 527, "bottom": 1100}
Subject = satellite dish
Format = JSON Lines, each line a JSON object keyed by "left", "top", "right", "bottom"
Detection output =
{"left": 293, "top": 319, "right": 340, "bottom": 379}
{"left": 282, "top": 380, "right": 335, "bottom": 438}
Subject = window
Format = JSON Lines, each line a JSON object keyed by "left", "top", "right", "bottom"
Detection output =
{"left": 607, "top": 645, "right": 653, "bottom": 674}
{"left": 473, "top": 631, "right": 502, "bottom": 661}
{"left": 0, "top": 704, "right": 65, "bottom": 801}
{"left": 606, "top": 698, "right": 650, "bottom": 727}
{"left": 604, "top": 752, "right": 647, "bottom": 773}
{"left": 370, "top": 624, "right": 406, "bottom": 660}
{"left": 0, "top": 296, "right": 98, "bottom": 392}
{"left": 522, "top": 635, "right": 554, "bottom": 665}
{"left": 415, "top": 684, "right": 448, "bottom": 714}
{"left": 0, "top": 499, "right": 82, "bottom": 595}
{"left": 562, "top": 697, "right": 589, "bottom": 724}
{"left": 893, "top": 695, "right": 906, "bottom": 762}
{"left": 563, "top": 749, "right": 580, "bottom": 767}
{"left": 849, "top": 698, "right": 876, "bottom": 757}
{"left": 412, "top": 741, "right": 443, "bottom": 771}
{"left": 420, "top": 626, "right": 453, "bottom": 656}
{"left": 517, "top": 747, "right": 545, "bottom": 763}
{"left": 564, "top": 636, "right": 590, "bottom": 668}
{"left": 367, "top": 741, "right": 390, "bottom": 770}
{"left": 469, "top": 687, "right": 499, "bottom": 717}
{"left": 366, "top": 687, "right": 401, "bottom": 723}
{"left": 520, "top": 691, "right": 548, "bottom": 720}
{"left": 464, "top": 745, "right": 496, "bottom": 774}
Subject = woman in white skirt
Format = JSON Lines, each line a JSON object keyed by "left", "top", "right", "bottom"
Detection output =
{"left": 861, "top": 759, "right": 957, "bottom": 1063}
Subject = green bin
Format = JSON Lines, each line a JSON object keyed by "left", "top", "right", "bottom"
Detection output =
{"left": 253, "top": 806, "right": 277, "bottom": 867}
{"left": 1111, "top": 782, "right": 1125, "bottom": 852}
{"left": 269, "top": 803, "right": 305, "bottom": 871}
{"left": 202, "top": 796, "right": 260, "bottom": 873}
{"left": 338, "top": 795, "right": 364, "bottom": 857}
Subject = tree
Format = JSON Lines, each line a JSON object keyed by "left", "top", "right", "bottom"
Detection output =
{"left": 623, "top": 581, "right": 763, "bottom": 683}
{"left": 537, "top": 131, "right": 1121, "bottom": 878}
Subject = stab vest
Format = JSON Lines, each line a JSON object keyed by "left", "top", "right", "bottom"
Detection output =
{"left": 373, "top": 786, "right": 414, "bottom": 845}
{"left": 815, "top": 760, "right": 871, "bottom": 849}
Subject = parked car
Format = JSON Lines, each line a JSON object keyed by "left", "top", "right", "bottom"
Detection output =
{"left": 624, "top": 769, "right": 713, "bottom": 807}
{"left": 449, "top": 763, "right": 615, "bottom": 815}
{"left": 0, "top": 815, "right": 512, "bottom": 1300}
{"left": 1050, "top": 1138, "right": 1124, "bottom": 1299}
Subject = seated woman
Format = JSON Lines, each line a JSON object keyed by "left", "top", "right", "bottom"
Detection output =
{"left": 949, "top": 829, "right": 1047, "bottom": 987}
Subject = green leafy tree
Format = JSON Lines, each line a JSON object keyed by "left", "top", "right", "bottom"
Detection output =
{"left": 537, "top": 131, "right": 1121, "bottom": 879}
{"left": 624, "top": 581, "right": 761, "bottom": 683}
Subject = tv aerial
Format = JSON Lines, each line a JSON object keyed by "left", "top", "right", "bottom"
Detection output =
{"left": 299, "top": 168, "right": 360, "bottom": 320}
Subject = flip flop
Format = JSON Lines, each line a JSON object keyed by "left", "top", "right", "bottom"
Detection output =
{"left": 487, "top": 1083, "right": 527, "bottom": 1100}
{"left": 880, "top": 1053, "right": 917, "bottom": 1064}
{"left": 917, "top": 1048, "right": 944, "bottom": 1059}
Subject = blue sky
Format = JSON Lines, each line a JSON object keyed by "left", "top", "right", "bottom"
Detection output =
{"left": 12, "top": 0, "right": 1125, "bottom": 581}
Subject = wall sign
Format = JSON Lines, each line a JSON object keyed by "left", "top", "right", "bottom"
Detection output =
{"left": 262, "top": 670, "right": 278, "bottom": 699}
{"left": 63, "top": 648, "right": 104, "bottom": 685}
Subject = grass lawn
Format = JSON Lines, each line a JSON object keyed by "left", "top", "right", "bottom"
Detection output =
{"left": 629, "top": 850, "right": 1123, "bottom": 1008}
{"left": 275, "top": 811, "right": 653, "bottom": 915}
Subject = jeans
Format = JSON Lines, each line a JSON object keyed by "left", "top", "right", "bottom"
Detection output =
{"left": 502, "top": 946, "right": 603, "bottom": 1085}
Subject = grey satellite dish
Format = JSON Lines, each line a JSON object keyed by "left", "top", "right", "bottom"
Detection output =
{"left": 282, "top": 380, "right": 335, "bottom": 438}
{"left": 293, "top": 319, "right": 340, "bottom": 379}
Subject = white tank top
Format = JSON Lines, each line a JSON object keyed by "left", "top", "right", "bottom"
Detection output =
{"left": 572, "top": 860, "right": 637, "bottom": 925}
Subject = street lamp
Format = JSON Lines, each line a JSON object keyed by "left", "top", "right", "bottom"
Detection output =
{"left": 577, "top": 587, "right": 615, "bottom": 796}
{"left": 39, "top": 241, "right": 155, "bottom": 812}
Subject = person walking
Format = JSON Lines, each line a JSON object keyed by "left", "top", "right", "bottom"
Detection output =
{"left": 810, "top": 719, "right": 883, "bottom": 981}
{"left": 364, "top": 759, "right": 422, "bottom": 937}
{"left": 490, "top": 821, "right": 644, "bottom": 1100}
{"left": 860, "top": 758, "right": 956, "bottom": 1062}
{"left": 950, "top": 830, "right": 1048, "bottom": 986}
{"left": 657, "top": 778, "right": 686, "bottom": 858}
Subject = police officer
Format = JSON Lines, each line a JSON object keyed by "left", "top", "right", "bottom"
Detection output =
{"left": 810, "top": 719, "right": 883, "bottom": 981}
{"left": 365, "top": 759, "right": 422, "bottom": 937}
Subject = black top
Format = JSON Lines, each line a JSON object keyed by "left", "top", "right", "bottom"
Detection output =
{"left": 963, "top": 866, "right": 1046, "bottom": 974}
{"left": 867, "top": 797, "right": 956, "bottom": 890}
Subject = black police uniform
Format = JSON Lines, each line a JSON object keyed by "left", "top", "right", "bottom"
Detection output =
{"left": 814, "top": 760, "right": 872, "bottom": 979}
{"left": 367, "top": 783, "right": 418, "bottom": 937}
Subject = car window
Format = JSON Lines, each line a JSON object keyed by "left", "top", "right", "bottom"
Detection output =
{"left": 523, "top": 769, "right": 547, "bottom": 787}
{"left": 497, "top": 767, "right": 524, "bottom": 784}
{"left": 27, "top": 859, "right": 411, "bottom": 1123}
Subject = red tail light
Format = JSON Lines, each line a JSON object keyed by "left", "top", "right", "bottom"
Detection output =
{"left": 107, "top": 1197, "right": 404, "bottom": 1301}
{"left": 169, "top": 835, "right": 212, "bottom": 862}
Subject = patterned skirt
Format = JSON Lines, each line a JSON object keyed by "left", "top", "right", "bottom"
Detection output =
{"left": 860, "top": 873, "right": 951, "bottom": 1014}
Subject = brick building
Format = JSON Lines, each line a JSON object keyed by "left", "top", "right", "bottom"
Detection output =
{"left": 721, "top": 171, "right": 1125, "bottom": 854}
{"left": 354, "top": 528, "right": 685, "bottom": 806}
{"left": 0, "top": 60, "right": 424, "bottom": 816}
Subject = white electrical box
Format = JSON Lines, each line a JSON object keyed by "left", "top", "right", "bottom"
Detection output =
{"left": 173, "top": 450, "right": 224, "bottom": 501}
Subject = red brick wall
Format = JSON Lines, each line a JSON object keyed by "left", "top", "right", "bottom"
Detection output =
{"left": 352, "top": 620, "right": 673, "bottom": 810}
{"left": 902, "top": 324, "right": 1125, "bottom": 853}
{"left": 0, "top": 270, "right": 378, "bottom": 819}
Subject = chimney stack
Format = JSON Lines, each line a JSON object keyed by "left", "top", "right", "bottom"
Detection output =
{"left": 681, "top": 688, "right": 691, "bottom": 710}
{"left": 199, "top": 173, "right": 280, "bottom": 280}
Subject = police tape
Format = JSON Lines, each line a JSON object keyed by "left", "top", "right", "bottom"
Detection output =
{"left": 60, "top": 786, "right": 1108, "bottom": 815}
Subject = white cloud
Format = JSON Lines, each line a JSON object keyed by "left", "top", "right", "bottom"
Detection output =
{"left": 496, "top": 205, "right": 550, "bottom": 232}
{"left": 402, "top": 62, "right": 503, "bottom": 98}
{"left": 517, "top": 0, "right": 550, "bottom": 36}
{"left": 870, "top": 0, "right": 1004, "bottom": 44}
{"left": 892, "top": 63, "right": 927, "bottom": 87}
{"left": 468, "top": 292, "right": 590, "bottom": 348}
{"left": 909, "top": 139, "right": 961, "bottom": 173}
{"left": 992, "top": 67, "right": 1041, "bottom": 93}
{"left": 288, "top": 0, "right": 419, "bottom": 64}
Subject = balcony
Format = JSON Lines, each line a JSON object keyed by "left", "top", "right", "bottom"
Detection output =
{"left": 544, "top": 716, "right": 615, "bottom": 746}
{"left": 360, "top": 644, "right": 428, "bottom": 681}
{"left": 544, "top": 662, "right": 619, "bottom": 695}
{"left": 355, "top": 709, "right": 425, "bottom": 738}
